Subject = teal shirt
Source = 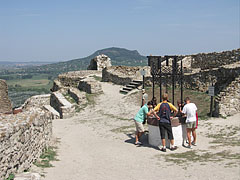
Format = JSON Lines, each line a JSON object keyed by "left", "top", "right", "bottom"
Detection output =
{"left": 134, "top": 104, "right": 149, "bottom": 123}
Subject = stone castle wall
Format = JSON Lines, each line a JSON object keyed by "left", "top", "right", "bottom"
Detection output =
{"left": 58, "top": 70, "right": 101, "bottom": 88}
{"left": 102, "top": 66, "right": 151, "bottom": 85}
{"left": 0, "top": 108, "right": 53, "bottom": 179}
{"left": 214, "top": 76, "right": 240, "bottom": 117}
{"left": 184, "top": 64, "right": 240, "bottom": 92}
{"left": 0, "top": 79, "right": 12, "bottom": 113}
{"left": 191, "top": 49, "right": 240, "bottom": 70}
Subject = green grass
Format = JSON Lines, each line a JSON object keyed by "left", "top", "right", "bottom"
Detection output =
{"left": 111, "top": 125, "right": 135, "bottom": 133}
{"left": 7, "top": 74, "right": 51, "bottom": 88}
{"left": 157, "top": 150, "right": 240, "bottom": 167}
{"left": 5, "top": 174, "right": 14, "bottom": 180}
{"left": 34, "top": 146, "right": 58, "bottom": 168}
{"left": 207, "top": 125, "right": 240, "bottom": 146}
{"left": 90, "top": 75, "right": 102, "bottom": 81}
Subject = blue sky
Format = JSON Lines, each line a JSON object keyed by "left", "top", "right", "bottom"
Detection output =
{"left": 0, "top": 0, "right": 239, "bottom": 62}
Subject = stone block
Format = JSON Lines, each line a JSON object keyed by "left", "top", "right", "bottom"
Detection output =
{"left": 78, "top": 77, "right": 103, "bottom": 94}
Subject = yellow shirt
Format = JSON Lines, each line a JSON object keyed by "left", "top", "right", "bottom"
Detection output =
{"left": 154, "top": 101, "right": 177, "bottom": 112}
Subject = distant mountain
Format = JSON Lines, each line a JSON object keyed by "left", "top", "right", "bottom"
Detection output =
{"left": 26, "top": 47, "right": 147, "bottom": 75}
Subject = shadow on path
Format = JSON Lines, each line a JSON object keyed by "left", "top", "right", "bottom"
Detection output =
{"left": 124, "top": 132, "right": 160, "bottom": 151}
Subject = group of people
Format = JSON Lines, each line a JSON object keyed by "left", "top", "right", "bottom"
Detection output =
{"left": 134, "top": 89, "right": 198, "bottom": 152}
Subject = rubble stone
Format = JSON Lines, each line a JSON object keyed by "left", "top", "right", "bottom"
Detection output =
{"left": 0, "top": 79, "right": 12, "bottom": 113}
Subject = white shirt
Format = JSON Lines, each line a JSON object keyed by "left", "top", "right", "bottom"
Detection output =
{"left": 182, "top": 103, "right": 197, "bottom": 122}
{"left": 142, "top": 93, "right": 148, "bottom": 103}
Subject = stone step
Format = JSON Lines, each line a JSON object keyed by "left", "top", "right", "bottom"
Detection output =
{"left": 133, "top": 80, "right": 143, "bottom": 84}
{"left": 120, "top": 89, "right": 129, "bottom": 94}
{"left": 126, "top": 84, "right": 136, "bottom": 88}
{"left": 123, "top": 87, "right": 133, "bottom": 91}
{"left": 129, "top": 82, "right": 141, "bottom": 86}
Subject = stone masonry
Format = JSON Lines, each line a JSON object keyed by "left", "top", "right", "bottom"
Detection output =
{"left": 102, "top": 66, "right": 151, "bottom": 85}
{"left": 87, "top": 54, "right": 112, "bottom": 71}
{"left": 0, "top": 79, "right": 12, "bottom": 113}
{"left": 0, "top": 108, "right": 53, "bottom": 179}
{"left": 78, "top": 77, "right": 103, "bottom": 94}
{"left": 214, "top": 75, "right": 240, "bottom": 117}
{"left": 50, "top": 92, "right": 75, "bottom": 119}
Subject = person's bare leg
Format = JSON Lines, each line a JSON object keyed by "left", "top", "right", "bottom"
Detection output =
{"left": 187, "top": 128, "right": 192, "bottom": 146}
{"left": 135, "top": 131, "right": 139, "bottom": 143}
{"left": 162, "top": 139, "right": 166, "bottom": 147}
{"left": 192, "top": 128, "right": 196, "bottom": 143}
{"left": 170, "top": 139, "right": 174, "bottom": 146}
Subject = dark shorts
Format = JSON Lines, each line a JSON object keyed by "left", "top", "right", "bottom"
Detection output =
{"left": 159, "top": 122, "right": 174, "bottom": 140}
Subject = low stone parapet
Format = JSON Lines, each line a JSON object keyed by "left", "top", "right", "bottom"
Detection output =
{"left": 58, "top": 70, "right": 101, "bottom": 88}
{"left": 21, "top": 94, "right": 50, "bottom": 111}
{"left": 147, "top": 117, "right": 187, "bottom": 147}
{"left": 43, "top": 105, "right": 60, "bottom": 119}
{"left": 50, "top": 92, "right": 75, "bottom": 119}
{"left": 0, "top": 108, "right": 52, "bottom": 179}
{"left": 102, "top": 66, "right": 151, "bottom": 85}
{"left": 78, "top": 77, "right": 102, "bottom": 94}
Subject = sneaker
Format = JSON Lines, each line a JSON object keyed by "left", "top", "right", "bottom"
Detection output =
{"left": 191, "top": 142, "right": 197, "bottom": 146}
{"left": 186, "top": 145, "right": 192, "bottom": 149}
{"left": 160, "top": 148, "right": 166, "bottom": 152}
{"left": 170, "top": 146, "right": 177, "bottom": 151}
{"left": 135, "top": 141, "right": 142, "bottom": 145}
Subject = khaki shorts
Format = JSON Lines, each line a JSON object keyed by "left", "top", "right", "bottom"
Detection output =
{"left": 135, "top": 120, "right": 144, "bottom": 133}
{"left": 186, "top": 121, "right": 196, "bottom": 129}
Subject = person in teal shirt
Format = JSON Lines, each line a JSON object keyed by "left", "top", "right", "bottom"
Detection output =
{"left": 134, "top": 101, "right": 159, "bottom": 145}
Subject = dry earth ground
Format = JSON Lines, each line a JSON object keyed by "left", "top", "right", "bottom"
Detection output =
{"left": 41, "top": 81, "right": 240, "bottom": 180}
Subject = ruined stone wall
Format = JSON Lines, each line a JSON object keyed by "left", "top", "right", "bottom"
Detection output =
{"left": 102, "top": 66, "right": 151, "bottom": 85}
{"left": 78, "top": 77, "right": 103, "bottom": 94}
{"left": 20, "top": 94, "right": 50, "bottom": 111}
{"left": 214, "top": 76, "right": 240, "bottom": 117}
{"left": 0, "top": 108, "right": 53, "bottom": 179}
{"left": 184, "top": 65, "right": 240, "bottom": 92}
{"left": 0, "top": 79, "right": 12, "bottom": 113}
{"left": 87, "top": 54, "right": 112, "bottom": 71}
{"left": 191, "top": 49, "right": 240, "bottom": 70}
{"left": 58, "top": 70, "right": 101, "bottom": 88}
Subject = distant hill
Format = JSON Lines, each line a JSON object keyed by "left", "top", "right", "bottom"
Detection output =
{"left": 26, "top": 47, "right": 147, "bottom": 75}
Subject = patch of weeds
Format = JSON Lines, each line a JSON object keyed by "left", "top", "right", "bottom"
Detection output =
{"left": 34, "top": 146, "right": 58, "bottom": 168}
{"left": 6, "top": 174, "right": 14, "bottom": 180}
{"left": 159, "top": 150, "right": 240, "bottom": 167}
{"left": 91, "top": 75, "right": 102, "bottom": 81}
{"left": 102, "top": 112, "right": 130, "bottom": 121}
{"left": 207, "top": 126, "right": 240, "bottom": 146}
{"left": 198, "top": 115, "right": 210, "bottom": 120}
{"left": 111, "top": 125, "right": 135, "bottom": 134}
{"left": 63, "top": 93, "right": 76, "bottom": 104}
{"left": 225, "top": 162, "right": 238, "bottom": 168}
{"left": 86, "top": 93, "right": 97, "bottom": 106}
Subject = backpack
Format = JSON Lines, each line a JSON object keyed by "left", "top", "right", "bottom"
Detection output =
{"left": 158, "top": 103, "right": 171, "bottom": 121}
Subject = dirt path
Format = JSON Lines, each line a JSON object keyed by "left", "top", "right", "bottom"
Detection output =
{"left": 43, "top": 82, "right": 240, "bottom": 180}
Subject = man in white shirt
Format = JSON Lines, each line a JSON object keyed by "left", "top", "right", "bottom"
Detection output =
{"left": 182, "top": 97, "right": 197, "bottom": 148}
{"left": 141, "top": 89, "right": 148, "bottom": 107}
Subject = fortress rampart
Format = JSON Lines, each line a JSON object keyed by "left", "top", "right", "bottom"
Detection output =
{"left": 0, "top": 107, "right": 53, "bottom": 179}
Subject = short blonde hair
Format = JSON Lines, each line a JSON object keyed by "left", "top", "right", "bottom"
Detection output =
{"left": 162, "top": 93, "right": 168, "bottom": 101}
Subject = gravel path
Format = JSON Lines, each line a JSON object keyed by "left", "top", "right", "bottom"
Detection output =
{"left": 43, "top": 82, "right": 240, "bottom": 180}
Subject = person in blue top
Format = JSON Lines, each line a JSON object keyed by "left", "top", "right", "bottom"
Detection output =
{"left": 134, "top": 101, "right": 159, "bottom": 145}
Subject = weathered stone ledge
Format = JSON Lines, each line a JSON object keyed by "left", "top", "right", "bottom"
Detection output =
{"left": 50, "top": 91, "right": 75, "bottom": 119}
